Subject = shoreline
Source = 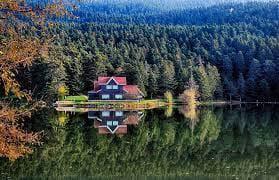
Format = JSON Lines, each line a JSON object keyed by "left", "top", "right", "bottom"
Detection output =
{"left": 198, "top": 101, "right": 279, "bottom": 106}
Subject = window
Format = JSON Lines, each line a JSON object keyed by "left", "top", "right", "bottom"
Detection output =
{"left": 102, "top": 111, "right": 110, "bottom": 117}
{"left": 115, "top": 111, "right": 123, "bottom": 117}
{"left": 115, "top": 94, "right": 123, "bottom": 99}
{"left": 107, "top": 121, "right": 113, "bottom": 126}
{"left": 106, "top": 85, "right": 112, "bottom": 89}
{"left": 113, "top": 121, "right": 119, "bottom": 126}
{"left": 101, "top": 94, "right": 110, "bottom": 99}
{"left": 112, "top": 85, "right": 118, "bottom": 89}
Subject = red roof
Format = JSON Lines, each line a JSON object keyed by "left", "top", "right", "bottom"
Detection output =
{"left": 123, "top": 85, "right": 143, "bottom": 96}
{"left": 97, "top": 77, "right": 110, "bottom": 84}
{"left": 91, "top": 77, "right": 144, "bottom": 97}
{"left": 93, "top": 81, "right": 100, "bottom": 91}
{"left": 98, "top": 76, "right": 127, "bottom": 85}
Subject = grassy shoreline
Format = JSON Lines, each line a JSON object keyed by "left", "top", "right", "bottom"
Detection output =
{"left": 55, "top": 98, "right": 167, "bottom": 110}
{"left": 55, "top": 96, "right": 279, "bottom": 109}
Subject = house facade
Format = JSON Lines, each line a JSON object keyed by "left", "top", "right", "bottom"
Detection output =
{"left": 88, "top": 76, "right": 144, "bottom": 101}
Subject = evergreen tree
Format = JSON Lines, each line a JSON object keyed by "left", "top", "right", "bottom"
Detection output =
{"left": 223, "top": 78, "right": 237, "bottom": 100}
{"left": 207, "top": 64, "right": 221, "bottom": 99}
{"left": 222, "top": 55, "right": 233, "bottom": 78}
{"left": 65, "top": 57, "right": 84, "bottom": 95}
{"left": 246, "top": 59, "right": 261, "bottom": 100}
{"left": 196, "top": 61, "right": 211, "bottom": 101}
{"left": 237, "top": 73, "right": 245, "bottom": 100}
{"left": 234, "top": 51, "right": 245, "bottom": 75}
{"left": 258, "top": 79, "right": 270, "bottom": 101}
{"left": 82, "top": 52, "right": 95, "bottom": 91}
{"left": 159, "top": 60, "right": 177, "bottom": 93}
{"left": 147, "top": 65, "right": 159, "bottom": 98}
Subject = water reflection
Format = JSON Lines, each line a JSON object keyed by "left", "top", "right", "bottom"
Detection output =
{"left": 1, "top": 105, "right": 279, "bottom": 178}
{"left": 164, "top": 104, "right": 173, "bottom": 117}
{"left": 178, "top": 105, "right": 199, "bottom": 131}
{"left": 89, "top": 110, "right": 144, "bottom": 134}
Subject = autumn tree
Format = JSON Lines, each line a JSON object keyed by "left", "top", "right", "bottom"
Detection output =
{"left": 179, "top": 75, "right": 199, "bottom": 108}
{"left": 0, "top": 0, "right": 69, "bottom": 98}
{"left": 0, "top": 0, "right": 72, "bottom": 160}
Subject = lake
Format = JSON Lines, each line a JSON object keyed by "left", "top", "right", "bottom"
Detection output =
{"left": 1, "top": 104, "right": 279, "bottom": 179}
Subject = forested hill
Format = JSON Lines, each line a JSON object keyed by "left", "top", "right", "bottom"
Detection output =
{"left": 73, "top": 1, "right": 278, "bottom": 27}
{"left": 3, "top": 1, "right": 278, "bottom": 102}
{"left": 77, "top": 0, "right": 272, "bottom": 10}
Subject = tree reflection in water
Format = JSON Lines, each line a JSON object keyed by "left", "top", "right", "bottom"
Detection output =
{"left": 179, "top": 105, "right": 199, "bottom": 132}
{"left": 0, "top": 105, "right": 41, "bottom": 161}
{"left": 0, "top": 105, "right": 279, "bottom": 178}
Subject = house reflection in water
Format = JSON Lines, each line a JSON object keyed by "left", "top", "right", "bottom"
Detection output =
{"left": 88, "top": 111, "right": 144, "bottom": 134}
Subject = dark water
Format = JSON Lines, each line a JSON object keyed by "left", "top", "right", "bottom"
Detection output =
{"left": 1, "top": 105, "right": 279, "bottom": 179}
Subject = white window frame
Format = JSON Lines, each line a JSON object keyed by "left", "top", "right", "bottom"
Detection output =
{"left": 106, "top": 85, "right": 112, "bottom": 89}
{"left": 115, "top": 94, "right": 123, "bottom": 99}
{"left": 115, "top": 111, "right": 123, "bottom": 117}
{"left": 102, "top": 111, "right": 110, "bottom": 117}
{"left": 112, "top": 85, "right": 118, "bottom": 89}
{"left": 101, "top": 94, "right": 110, "bottom": 99}
{"left": 113, "top": 121, "right": 119, "bottom": 126}
{"left": 107, "top": 121, "right": 113, "bottom": 126}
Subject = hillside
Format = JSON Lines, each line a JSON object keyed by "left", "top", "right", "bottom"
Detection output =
{"left": 0, "top": 1, "right": 278, "bottom": 102}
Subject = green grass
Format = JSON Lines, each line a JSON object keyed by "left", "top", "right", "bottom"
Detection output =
{"left": 57, "top": 98, "right": 166, "bottom": 108}
{"left": 64, "top": 95, "right": 88, "bottom": 102}
{"left": 56, "top": 99, "right": 167, "bottom": 111}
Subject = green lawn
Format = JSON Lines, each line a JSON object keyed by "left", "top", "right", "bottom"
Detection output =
{"left": 64, "top": 95, "right": 88, "bottom": 102}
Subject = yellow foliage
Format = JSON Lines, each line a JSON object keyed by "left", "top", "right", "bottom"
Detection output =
{"left": 58, "top": 112, "right": 69, "bottom": 126}
{"left": 165, "top": 104, "right": 173, "bottom": 117}
{"left": 179, "top": 87, "right": 199, "bottom": 109}
{"left": 179, "top": 105, "right": 199, "bottom": 131}
{"left": 58, "top": 85, "right": 69, "bottom": 100}
{"left": 164, "top": 91, "right": 173, "bottom": 104}
{"left": 179, "top": 86, "right": 200, "bottom": 131}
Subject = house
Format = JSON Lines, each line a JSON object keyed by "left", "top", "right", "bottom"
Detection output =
{"left": 89, "top": 110, "right": 144, "bottom": 134}
{"left": 88, "top": 76, "right": 144, "bottom": 101}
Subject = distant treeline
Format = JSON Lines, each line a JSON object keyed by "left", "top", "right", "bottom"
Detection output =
{"left": 73, "top": 2, "right": 277, "bottom": 28}
{"left": 1, "top": 1, "right": 278, "bottom": 102}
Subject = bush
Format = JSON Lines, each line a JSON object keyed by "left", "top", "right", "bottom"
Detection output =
{"left": 179, "top": 88, "right": 199, "bottom": 107}
{"left": 57, "top": 85, "right": 69, "bottom": 100}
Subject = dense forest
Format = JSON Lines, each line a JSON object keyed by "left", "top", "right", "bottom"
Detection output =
{"left": 1, "top": 1, "right": 278, "bottom": 102}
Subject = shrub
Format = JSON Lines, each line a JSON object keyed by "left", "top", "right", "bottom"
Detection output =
{"left": 57, "top": 85, "right": 69, "bottom": 100}
{"left": 179, "top": 87, "right": 199, "bottom": 107}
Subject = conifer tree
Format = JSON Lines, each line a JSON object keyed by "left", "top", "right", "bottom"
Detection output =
{"left": 159, "top": 60, "right": 177, "bottom": 93}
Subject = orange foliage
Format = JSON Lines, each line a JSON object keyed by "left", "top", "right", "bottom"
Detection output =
{"left": 0, "top": 0, "right": 70, "bottom": 98}
{"left": 0, "top": 0, "right": 75, "bottom": 161}
{"left": 0, "top": 104, "right": 41, "bottom": 161}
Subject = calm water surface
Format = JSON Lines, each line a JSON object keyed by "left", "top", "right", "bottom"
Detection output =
{"left": 1, "top": 105, "right": 279, "bottom": 179}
